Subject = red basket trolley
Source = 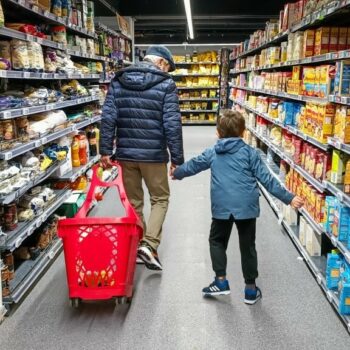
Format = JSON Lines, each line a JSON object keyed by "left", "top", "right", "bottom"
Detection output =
{"left": 58, "top": 162, "right": 143, "bottom": 307}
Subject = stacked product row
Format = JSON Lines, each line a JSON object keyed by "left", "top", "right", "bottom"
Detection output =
{"left": 229, "top": 0, "right": 350, "bottom": 330}
{"left": 241, "top": 106, "right": 350, "bottom": 317}
{"left": 231, "top": 0, "right": 345, "bottom": 58}
{"left": 172, "top": 51, "right": 221, "bottom": 125}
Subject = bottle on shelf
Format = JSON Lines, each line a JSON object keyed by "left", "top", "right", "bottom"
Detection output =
{"left": 71, "top": 136, "right": 81, "bottom": 167}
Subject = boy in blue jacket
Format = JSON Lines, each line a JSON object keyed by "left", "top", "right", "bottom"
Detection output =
{"left": 172, "top": 110, "right": 304, "bottom": 304}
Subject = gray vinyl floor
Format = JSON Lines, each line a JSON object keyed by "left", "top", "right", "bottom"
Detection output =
{"left": 0, "top": 126, "right": 349, "bottom": 350}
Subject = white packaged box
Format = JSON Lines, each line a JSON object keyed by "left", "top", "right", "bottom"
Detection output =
{"left": 306, "top": 224, "right": 321, "bottom": 256}
{"left": 299, "top": 216, "right": 307, "bottom": 246}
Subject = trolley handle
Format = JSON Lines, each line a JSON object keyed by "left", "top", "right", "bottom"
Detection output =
{"left": 75, "top": 162, "right": 141, "bottom": 226}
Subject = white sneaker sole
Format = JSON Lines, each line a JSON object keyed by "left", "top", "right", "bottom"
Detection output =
{"left": 138, "top": 247, "right": 162, "bottom": 271}
{"left": 244, "top": 295, "right": 262, "bottom": 305}
{"left": 136, "top": 257, "right": 144, "bottom": 264}
{"left": 202, "top": 290, "right": 231, "bottom": 297}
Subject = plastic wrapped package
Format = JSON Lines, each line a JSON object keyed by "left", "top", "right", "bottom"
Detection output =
{"left": 27, "top": 42, "right": 44, "bottom": 71}
{"left": 10, "top": 39, "right": 30, "bottom": 70}
{"left": 0, "top": 41, "right": 11, "bottom": 69}
{"left": 28, "top": 110, "right": 67, "bottom": 138}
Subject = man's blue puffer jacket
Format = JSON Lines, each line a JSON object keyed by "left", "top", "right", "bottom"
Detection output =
{"left": 99, "top": 61, "right": 184, "bottom": 165}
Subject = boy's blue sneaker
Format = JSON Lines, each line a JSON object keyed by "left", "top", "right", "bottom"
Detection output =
{"left": 202, "top": 278, "right": 231, "bottom": 296}
{"left": 244, "top": 286, "right": 262, "bottom": 305}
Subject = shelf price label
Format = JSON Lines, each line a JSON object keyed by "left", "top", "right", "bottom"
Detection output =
{"left": 46, "top": 104, "right": 55, "bottom": 111}
{"left": 23, "top": 72, "right": 30, "bottom": 78}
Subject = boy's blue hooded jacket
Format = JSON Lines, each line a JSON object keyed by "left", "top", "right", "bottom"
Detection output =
{"left": 173, "top": 138, "right": 294, "bottom": 220}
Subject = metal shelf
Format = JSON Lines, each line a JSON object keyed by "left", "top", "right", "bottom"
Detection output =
{"left": 172, "top": 74, "right": 219, "bottom": 77}
{"left": 230, "top": 85, "right": 329, "bottom": 104}
{"left": 54, "top": 155, "right": 100, "bottom": 182}
{"left": 247, "top": 125, "right": 327, "bottom": 193}
{"left": 4, "top": 0, "right": 97, "bottom": 39}
{"left": 230, "top": 50, "right": 350, "bottom": 75}
{"left": 177, "top": 86, "right": 219, "bottom": 90}
{"left": 0, "top": 70, "right": 101, "bottom": 80}
{"left": 0, "top": 28, "right": 111, "bottom": 63}
{"left": 232, "top": 98, "right": 329, "bottom": 151}
{"left": 0, "top": 160, "right": 67, "bottom": 205}
{"left": 175, "top": 62, "right": 219, "bottom": 65}
{"left": 3, "top": 238, "right": 63, "bottom": 304}
{"left": 230, "top": 1, "right": 350, "bottom": 62}
{"left": 0, "top": 115, "right": 101, "bottom": 160}
{"left": 180, "top": 109, "right": 217, "bottom": 113}
{"left": 328, "top": 137, "right": 350, "bottom": 155}
{"left": 258, "top": 168, "right": 350, "bottom": 332}
{"left": 182, "top": 120, "right": 216, "bottom": 125}
{"left": 0, "top": 95, "right": 99, "bottom": 120}
{"left": 257, "top": 140, "right": 350, "bottom": 264}
{"left": 324, "top": 181, "right": 350, "bottom": 207}
{"left": 179, "top": 98, "right": 219, "bottom": 102}
{"left": 0, "top": 190, "right": 70, "bottom": 252}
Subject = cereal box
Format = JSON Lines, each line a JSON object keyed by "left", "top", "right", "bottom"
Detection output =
{"left": 334, "top": 105, "right": 350, "bottom": 143}
{"left": 317, "top": 65, "right": 335, "bottom": 98}
{"left": 329, "top": 27, "right": 340, "bottom": 52}
{"left": 315, "top": 27, "right": 330, "bottom": 55}
{"left": 334, "top": 60, "right": 350, "bottom": 96}
{"left": 316, "top": 103, "right": 335, "bottom": 143}
{"left": 302, "top": 66, "right": 316, "bottom": 96}
{"left": 331, "top": 149, "right": 350, "bottom": 184}
{"left": 338, "top": 27, "right": 348, "bottom": 51}
{"left": 344, "top": 160, "right": 350, "bottom": 194}
{"left": 303, "top": 29, "right": 315, "bottom": 57}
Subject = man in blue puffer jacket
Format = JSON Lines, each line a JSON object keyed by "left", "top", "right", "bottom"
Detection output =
{"left": 100, "top": 46, "right": 184, "bottom": 271}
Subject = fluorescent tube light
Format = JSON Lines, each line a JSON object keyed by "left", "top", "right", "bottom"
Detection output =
{"left": 183, "top": 0, "right": 194, "bottom": 39}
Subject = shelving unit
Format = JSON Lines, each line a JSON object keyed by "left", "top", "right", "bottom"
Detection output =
{"left": 228, "top": 0, "right": 350, "bottom": 329}
{"left": 0, "top": 259, "right": 6, "bottom": 323}
{"left": 0, "top": 0, "right": 135, "bottom": 314}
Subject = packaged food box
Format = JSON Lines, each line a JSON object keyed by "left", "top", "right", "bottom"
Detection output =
{"left": 306, "top": 224, "right": 321, "bottom": 256}
{"left": 315, "top": 27, "right": 330, "bottom": 56}
{"left": 315, "top": 192, "right": 326, "bottom": 224}
{"left": 326, "top": 250, "right": 343, "bottom": 290}
{"left": 324, "top": 196, "right": 336, "bottom": 233}
{"left": 317, "top": 65, "right": 335, "bottom": 98}
{"left": 334, "top": 105, "right": 350, "bottom": 143}
{"left": 344, "top": 160, "right": 350, "bottom": 194}
{"left": 338, "top": 27, "right": 348, "bottom": 51}
{"left": 334, "top": 60, "right": 350, "bottom": 96}
{"left": 302, "top": 66, "right": 316, "bottom": 96}
{"left": 332, "top": 201, "right": 350, "bottom": 241}
{"left": 331, "top": 149, "right": 350, "bottom": 184}
{"left": 303, "top": 29, "right": 315, "bottom": 57}
{"left": 315, "top": 103, "right": 335, "bottom": 143}
{"left": 299, "top": 216, "right": 308, "bottom": 246}
{"left": 329, "top": 27, "right": 340, "bottom": 52}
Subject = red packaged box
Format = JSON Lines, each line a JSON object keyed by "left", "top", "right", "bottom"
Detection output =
{"left": 315, "top": 27, "right": 330, "bottom": 56}
{"left": 329, "top": 27, "right": 340, "bottom": 52}
{"left": 292, "top": 135, "right": 303, "bottom": 164}
{"left": 338, "top": 27, "right": 348, "bottom": 51}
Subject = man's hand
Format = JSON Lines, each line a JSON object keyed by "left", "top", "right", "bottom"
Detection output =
{"left": 290, "top": 196, "right": 304, "bottom": 209}
{"left": 100, "top": 155, "right": 113, "bottom": 169}
{"left": 169, "top": 163, "right": 177, "bottom": 178}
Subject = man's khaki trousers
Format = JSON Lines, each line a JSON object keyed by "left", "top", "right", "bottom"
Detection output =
{"left": 120, "top": 161, "right": 170, "bottom": 251}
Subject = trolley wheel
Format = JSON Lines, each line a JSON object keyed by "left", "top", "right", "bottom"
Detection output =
{"left": 116, "top": 297, "right": 127, "bottom": 305}
{"left": 69, "top": 298, "right": 81, "bottom": 308}
{"left": 126, "top": 296, "right": 133, "bottom": 304}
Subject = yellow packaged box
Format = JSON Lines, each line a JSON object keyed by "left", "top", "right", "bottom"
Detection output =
{"left": 315, "top": 27, "right": 330, "bottom": 56}
{"left": 344, "top": 160, "right": 350, "bottom": 194}
{"left": 317, "top": 65, "right": 336, "bottom": 98}
{"left": 334, "top": 105, "right": 350, "bottom": 143}
{"left": 303, "top": 29, "right": 315, "bottom": 58}
{"left": 331, "top": 149, "right": 350, "bottom": 184}
{"left": 315, "top": 103, "right": 335, "bottom": 143}
{"left": 302, "top": 66, "right": 316, "bottom": 96}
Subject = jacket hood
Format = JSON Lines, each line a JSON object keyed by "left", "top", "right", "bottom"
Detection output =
{"left": 214, "top": 138, "right": 246, "bottom": 154}
{"left": 115, "top": 62, "right": 170, "bottom": 91}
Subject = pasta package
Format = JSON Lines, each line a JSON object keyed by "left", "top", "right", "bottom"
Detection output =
{"left": 10, "top": 39, "right": 30, "bottom": 70}
{"left": 27, "top": 41, "right": 44, "bottom": 71}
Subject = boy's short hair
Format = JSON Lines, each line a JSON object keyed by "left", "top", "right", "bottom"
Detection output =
{"left": 217, "top": 109, "right": 246, "bottom": 138}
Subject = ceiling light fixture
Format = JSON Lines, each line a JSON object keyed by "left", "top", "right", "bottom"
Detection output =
{"left": 183, "top": 0, "right": 194, "bottom": 40}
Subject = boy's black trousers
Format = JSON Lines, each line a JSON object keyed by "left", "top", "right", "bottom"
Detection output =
{"left": 209, "top": 215, "right": 258, "bottom": 284}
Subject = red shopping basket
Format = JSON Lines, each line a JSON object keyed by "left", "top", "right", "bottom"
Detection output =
{"left": 58, "top": 161, "right": 143, "bottom": 307}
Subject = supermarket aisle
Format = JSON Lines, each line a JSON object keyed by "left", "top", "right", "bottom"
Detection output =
{"left": 0, "top": 126, "right": 349, "bottom": 350}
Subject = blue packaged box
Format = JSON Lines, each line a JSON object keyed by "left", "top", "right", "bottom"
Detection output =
{"left": 334, "top": 60, "right": 350, "bottom": 96}
{"left": 324, "top": 196, "right": 336, "bottom": 234}
{"left": 332, "top": 201, "right": 350, "bottom": 242}
{"left": 326, "top": 250, "right": 343, "bottom": 290}
{"left": 339, "top": 261, "right": 350, "bottom": 315}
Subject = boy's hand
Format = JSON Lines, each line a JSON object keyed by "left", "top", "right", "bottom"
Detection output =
{"left": 290, "top": 196, "right": 304, "bottom": 209}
